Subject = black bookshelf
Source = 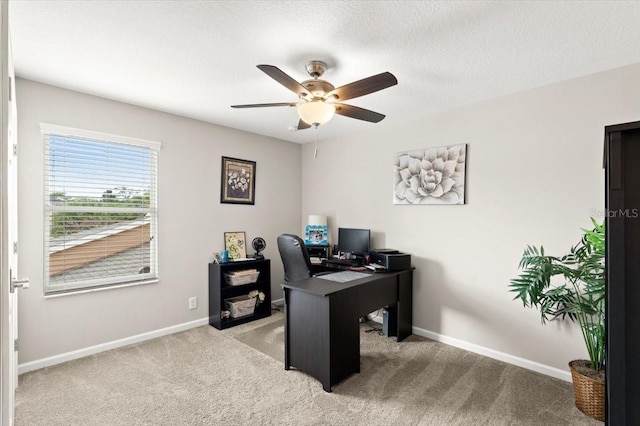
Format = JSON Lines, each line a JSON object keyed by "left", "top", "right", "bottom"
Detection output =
{"left": 208, "top": 259, "right": 271, "bottom": 330}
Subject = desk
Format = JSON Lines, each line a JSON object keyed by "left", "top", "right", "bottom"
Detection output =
{"left": 282, "top": 269, "right": 413, "bottom": 392}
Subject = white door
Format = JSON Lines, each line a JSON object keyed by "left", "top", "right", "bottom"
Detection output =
{"left": 1, "top": 3, "right": 26, "bottom": 425}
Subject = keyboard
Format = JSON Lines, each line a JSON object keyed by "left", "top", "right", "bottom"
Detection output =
{"left": 324, "top": 258, "right": 362, "bottom": 267}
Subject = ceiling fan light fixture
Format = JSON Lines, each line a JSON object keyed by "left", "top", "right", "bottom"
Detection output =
{"left": 232, "top": 62, "right": 397, "bottom": 129}
{"left": 297, "top": 100, "right": 335, "bottom": 126}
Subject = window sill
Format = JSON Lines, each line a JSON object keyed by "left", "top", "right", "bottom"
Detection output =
{"left": 44, "top": 278, "right": 159, "bottom": 299}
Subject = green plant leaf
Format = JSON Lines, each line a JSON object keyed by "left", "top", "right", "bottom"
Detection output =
{"left": 509, "top": 219, "right": 605, "bottom": 370}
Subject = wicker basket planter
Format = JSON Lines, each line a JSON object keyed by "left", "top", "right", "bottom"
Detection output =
{"left": 569, "top": 360, "right": 605, "bottom": 422}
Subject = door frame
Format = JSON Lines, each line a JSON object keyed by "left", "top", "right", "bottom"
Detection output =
{"left": 1, "top": 1, "right": 17, "bottom": 424}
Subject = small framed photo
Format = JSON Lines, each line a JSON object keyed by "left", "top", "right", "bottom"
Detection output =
{"left": 221, "top": 156, "right": 256, "bottom": 205}
{"left": 304, "top": 225, "right": 328, "bottom": 245}
{"left": 224, "top": 232, "right": 247, "bottom": 260}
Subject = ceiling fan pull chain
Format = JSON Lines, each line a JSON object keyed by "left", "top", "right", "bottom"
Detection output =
{"left": 313, "top": 124, "right": 318, "bottom": 158}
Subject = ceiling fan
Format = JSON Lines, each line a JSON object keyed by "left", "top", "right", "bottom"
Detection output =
{"left": 231, "top": 61, "right": 397, "bottom": 129}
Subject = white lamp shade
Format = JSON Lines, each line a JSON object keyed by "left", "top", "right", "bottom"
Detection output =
{"left": 308, "top": 215, "right": 327, "bottom": 226}
{"left": 297, "top": 101, "right": 336, "bottom": 126}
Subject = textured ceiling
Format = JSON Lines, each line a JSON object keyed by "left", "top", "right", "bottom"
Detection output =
{"left": 9, "top": 1, "right": 640, "bottom": 144}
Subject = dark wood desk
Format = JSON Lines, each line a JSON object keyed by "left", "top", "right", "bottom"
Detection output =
{"left": 282, "top": 269, "right": 413, "bottom": 392}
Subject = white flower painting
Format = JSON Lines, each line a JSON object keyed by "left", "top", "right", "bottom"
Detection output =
{"left": 221, "top": 156, "right": 256, "bottom": 205}
{"left": 393, "top": 144, "right": 467, "bottom": 205}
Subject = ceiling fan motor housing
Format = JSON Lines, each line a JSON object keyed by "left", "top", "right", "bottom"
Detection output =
{"left": 301, "top": 79, "right": 335, "bottom": 99}
{"left": 305, "top": 60, "right": 328, "bottom": 78}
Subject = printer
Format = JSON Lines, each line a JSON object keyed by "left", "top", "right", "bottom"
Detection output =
{"left": 370, "top": 249, "right": 411, "bottom": 271}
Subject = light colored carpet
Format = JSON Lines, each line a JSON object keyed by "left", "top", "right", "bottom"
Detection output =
{"left": 16, "top": 311, "right": 598, "bottom": 425}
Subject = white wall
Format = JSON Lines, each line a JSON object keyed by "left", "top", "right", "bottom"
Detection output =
{"left": 16, "top": 79, "right": 301, "bottom": 364}
{"left": 16, "top": 63, "right": 640, "bottom": 375}
{"left": 301, "top": 63, "right": 640, "bottom": 373}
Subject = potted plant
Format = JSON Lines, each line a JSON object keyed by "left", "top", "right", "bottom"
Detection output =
{"left": 509, "top": 219, "right": 605, "bottom": 422}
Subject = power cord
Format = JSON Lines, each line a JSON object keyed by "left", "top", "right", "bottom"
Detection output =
{"left": 362, "top": 310, "right": 385, "bottom": 336}
{"left": 364, "top": 323, "right": 384, "bottom": 336}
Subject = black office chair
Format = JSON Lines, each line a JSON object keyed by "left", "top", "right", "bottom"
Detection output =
{"left": 277, "top": 234, "right": 314, "bottom": 283}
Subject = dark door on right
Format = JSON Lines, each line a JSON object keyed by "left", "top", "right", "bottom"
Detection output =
{"left": 604, "top": 120, "right": 640, "bottom": 425}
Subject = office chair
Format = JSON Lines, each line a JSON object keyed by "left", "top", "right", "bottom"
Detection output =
{"left": 277, "top": 234, "right": 314, "bottom": 283}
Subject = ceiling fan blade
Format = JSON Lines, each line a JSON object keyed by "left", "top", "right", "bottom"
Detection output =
{"left": 231, "top": 102, "right": 297, "bottom": 108}
{"left": 257, "top": 65, "right": 312, "bottom": 98}
{"left": 328, "top": 72, "right": 397, "bottom": 102}
{"left": 334, "top": 103, "right": 386, "bottom": 123}
{"left": 297, "top": 119, "right": 311, "bottom": 130}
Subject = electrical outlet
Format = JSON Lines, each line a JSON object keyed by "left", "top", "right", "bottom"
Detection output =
{"left": 188, "top": 297, "right": 197, "bottom": 310}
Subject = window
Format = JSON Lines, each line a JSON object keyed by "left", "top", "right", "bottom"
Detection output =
{"left": 41, "top": 124, "right": 160, "bottom": 295}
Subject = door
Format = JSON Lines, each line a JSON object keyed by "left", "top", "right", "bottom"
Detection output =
{"left": 1, "top": 3, "right": 26, "bottom": 424}
{"left": 604, "top": 121, "right": 640, "bottom": 425}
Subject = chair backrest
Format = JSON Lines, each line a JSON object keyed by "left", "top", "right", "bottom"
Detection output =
{"left": 277, "top": 234, "right": 313, "bottom": 283}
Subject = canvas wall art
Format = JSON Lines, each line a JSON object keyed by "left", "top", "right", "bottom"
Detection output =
{"left": 393, "top": 144, "right": 467, "bottom": 205}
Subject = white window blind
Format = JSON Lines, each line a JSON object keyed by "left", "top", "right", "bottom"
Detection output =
{"left": 42, "top": 124, "right": 160, "bottom": 294}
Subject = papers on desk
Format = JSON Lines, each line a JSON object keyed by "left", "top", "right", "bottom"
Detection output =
{"left": 317, "top": 271, "right": 370, "bottom": 283}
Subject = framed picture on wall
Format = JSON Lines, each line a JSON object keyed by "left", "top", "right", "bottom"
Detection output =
{"left": 221, "top": 156, "right": 256, "bottom": 205}
{"left": 224, "top": 231, "right": 247, "bottom": 260}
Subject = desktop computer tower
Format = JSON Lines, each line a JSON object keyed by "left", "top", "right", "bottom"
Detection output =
{"left": 382, "top": 306, "right": 397, "bottom": 337}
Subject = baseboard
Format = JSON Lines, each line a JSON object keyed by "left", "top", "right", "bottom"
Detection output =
{"left": 18, "top": 317, "right": 210, "bottom": 375}
{"left": 271, "top": 297, "right": 284, "bottom": 306}
{"left": 368, "top": 314, "right": 571, "bottom": 382}
{"left": 22, "top": 311, "right": 571, "bottom": 383}
{"left": 411, "top": 325, "right": 572, "bottom": 382}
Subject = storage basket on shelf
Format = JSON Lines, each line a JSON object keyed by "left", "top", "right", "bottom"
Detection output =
{"left": 223, "top": 269, "right": 260, "bottom": 286}
{"left": 225, "top": 295, "right": 256, "bottom": 318}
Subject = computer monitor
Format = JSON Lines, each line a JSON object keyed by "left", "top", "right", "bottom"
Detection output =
{"left": 337, "top": 228, "right": 371, "bottom": 256}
